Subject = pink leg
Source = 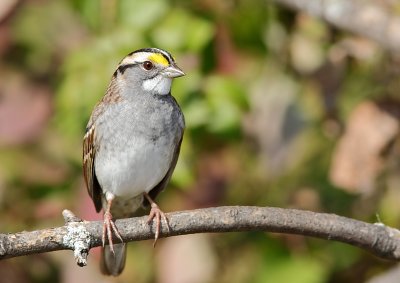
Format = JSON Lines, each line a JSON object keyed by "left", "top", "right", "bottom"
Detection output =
{"left": 102, "top": 197, "right": 123, "bottom": 254}
{"left": 144, "top": 193, "right": 170, "bottom": 247}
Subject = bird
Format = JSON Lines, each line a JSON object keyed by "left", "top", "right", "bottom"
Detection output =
{"left": 82, "top": 47, "right": 185, "bottom": 276}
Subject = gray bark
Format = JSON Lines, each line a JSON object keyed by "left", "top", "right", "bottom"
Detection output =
{"left": 0, "top": 206, "right": 399, "bottom": 266}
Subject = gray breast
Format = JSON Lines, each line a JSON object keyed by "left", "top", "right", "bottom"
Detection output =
{"left": 97, "top": 93, "right": 184, "bottom": 151}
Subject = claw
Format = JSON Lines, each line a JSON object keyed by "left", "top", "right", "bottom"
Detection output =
{"left": 102, "top": 197, "right": 123, "bottom": 254}
{"left": 144, "top": 193, "right": 170, "bottom": 247}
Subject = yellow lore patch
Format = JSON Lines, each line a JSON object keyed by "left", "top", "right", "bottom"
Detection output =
{"left": 148, "top": 53, "right": 169, "bottom": 66}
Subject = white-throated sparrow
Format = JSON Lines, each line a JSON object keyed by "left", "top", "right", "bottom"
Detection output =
{"left": 83, "top": 48, "right": 185, "bottom": 276}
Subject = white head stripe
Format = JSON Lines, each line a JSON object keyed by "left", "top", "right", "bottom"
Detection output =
{"left": 121, "top": 52, "right": 172, "bottom": 66}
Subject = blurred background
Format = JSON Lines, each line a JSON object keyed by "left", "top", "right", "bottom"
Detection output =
{"left": 1, "top": 0, "right": 400, "bottom": 282}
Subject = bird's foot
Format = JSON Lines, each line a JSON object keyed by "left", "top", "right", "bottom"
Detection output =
{"left": 102, "top": 211, "right": 123, "bottom": 254}
{"left": 147, "top": 202, "right": 170, "bottom": 247}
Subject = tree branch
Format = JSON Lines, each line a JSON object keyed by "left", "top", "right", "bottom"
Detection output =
{"left": 0, "top": 206, "right": 399, "bottom": 266}
{"left": 274, "top": 0, "right": 400, "bottom": 53}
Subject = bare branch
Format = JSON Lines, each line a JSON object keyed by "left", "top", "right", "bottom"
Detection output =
{"left": 1, "top": 206, "right": 400, "bottom": 266}
{"left": 274, "top": 0, "right": 400, "bottom": 53}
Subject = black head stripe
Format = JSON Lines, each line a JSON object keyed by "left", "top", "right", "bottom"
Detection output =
{"left": 129, "top": 48, "right": 174, "bottom": 64}
{"left": 117, "top": 63, "right": 137, "bottom": 75}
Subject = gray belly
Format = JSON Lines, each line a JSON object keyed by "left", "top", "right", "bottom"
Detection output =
{"left": 95, "top": 134, "right": 176, "bottom": 198}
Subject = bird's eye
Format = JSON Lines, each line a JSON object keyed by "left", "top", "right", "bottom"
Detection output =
{"left": 143, "top": 61, "right": 154, "bottom": 70}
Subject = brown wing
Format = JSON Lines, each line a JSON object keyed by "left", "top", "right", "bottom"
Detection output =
{"left": 83, "top": 124, "right": 102, "bottom": 212}
{"left": 144, "top": 135, "right": 183, "bottom": 207}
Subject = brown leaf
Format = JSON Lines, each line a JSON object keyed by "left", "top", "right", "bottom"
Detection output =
{"left": 330, "top": 100, "right": 399, "bottom": 194}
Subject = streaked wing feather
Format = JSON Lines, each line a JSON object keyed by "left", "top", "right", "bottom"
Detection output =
{"left": 83, "top": 124, "right": 102, "bottom": 212}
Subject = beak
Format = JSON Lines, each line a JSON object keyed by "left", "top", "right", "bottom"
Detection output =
{"left": 162, "top": 64, "right": 185, "bottom": 78}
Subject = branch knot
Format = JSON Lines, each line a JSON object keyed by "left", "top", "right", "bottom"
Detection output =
{"left": 62, "top": 210, "right": 92, "bottom": 267}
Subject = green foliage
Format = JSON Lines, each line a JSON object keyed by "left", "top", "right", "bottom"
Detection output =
{"left": 151, "top": 8, "right": 214, "bottom": 51}
{"left": 257, "top": 256, "right": 327, "bottom": 283}
{"left": 203, "top": 75, "right": 247, "bottom": 136}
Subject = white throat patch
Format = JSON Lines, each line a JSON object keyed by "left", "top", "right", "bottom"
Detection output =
{"left": 142, "top": 76, "right": 172, "bottom": 95}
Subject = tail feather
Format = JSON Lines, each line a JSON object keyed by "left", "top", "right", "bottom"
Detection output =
{"left": 100, "top": 243, "right": 127, "bottom": 276}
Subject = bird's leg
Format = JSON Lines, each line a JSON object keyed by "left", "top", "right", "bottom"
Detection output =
{"left": 144, "top": 193, "right": 170, "bottom": 247}
{"left": 102, "top": 194, "right": 123, "bottom": 254}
